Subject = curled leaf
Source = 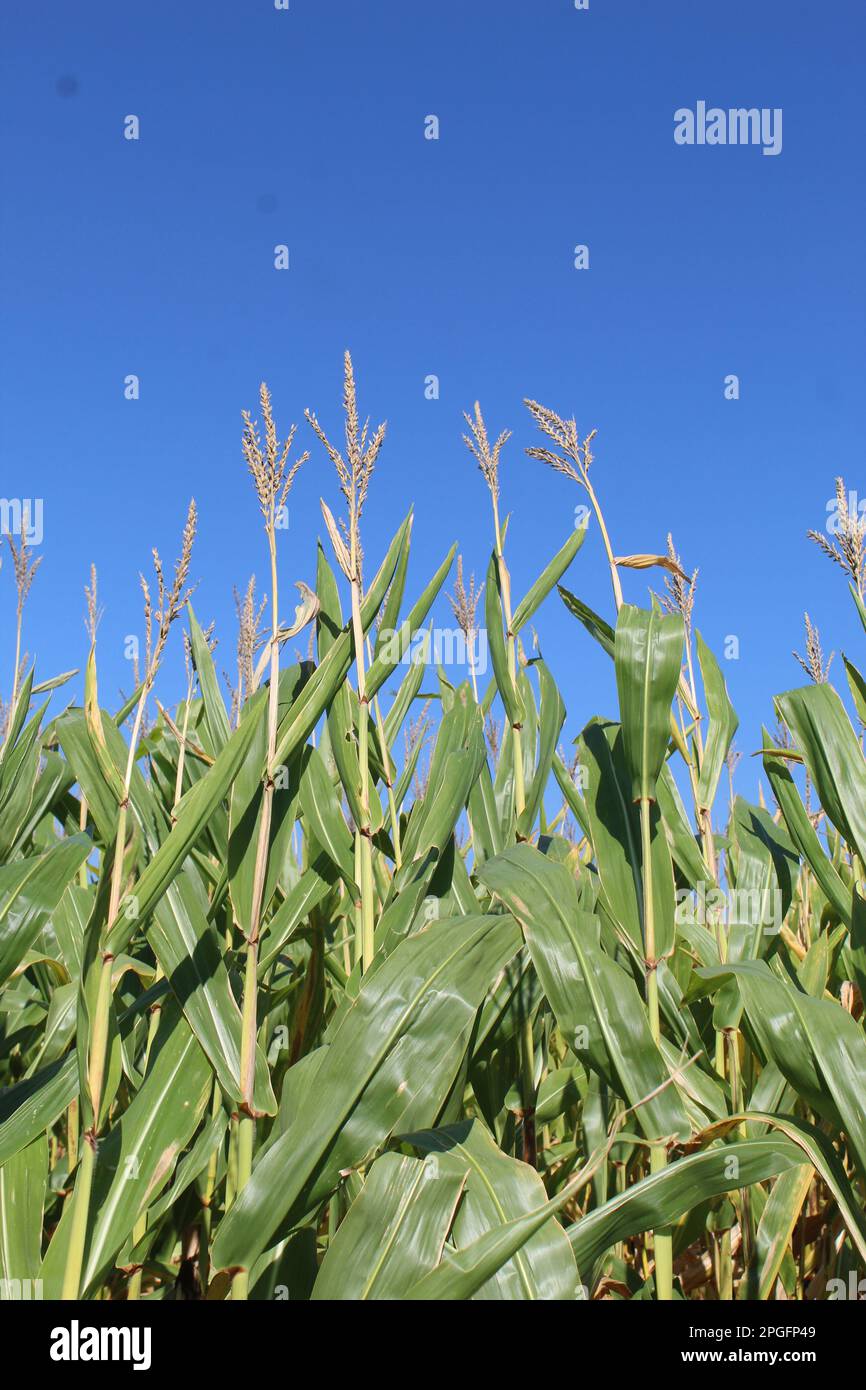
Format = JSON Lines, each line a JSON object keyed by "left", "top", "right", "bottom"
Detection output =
{"left": 614, "top": 554, "right": 688, "bottom": 581}
{"left": 320, "top": 499, "right": 353, "bottom": 580}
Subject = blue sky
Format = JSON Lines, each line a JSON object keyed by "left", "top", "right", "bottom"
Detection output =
{"left": 1, "top": 0, "right": 864, "bottom": 795}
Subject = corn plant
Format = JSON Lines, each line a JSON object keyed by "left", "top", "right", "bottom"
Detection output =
{"left": 1, "top": 364, "right": 865, "bottom": 1302}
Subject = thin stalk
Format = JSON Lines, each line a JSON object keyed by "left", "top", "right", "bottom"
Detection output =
{"left": 67, "top": 504, "right": 199, "bottom": 1299}
{"left": 225, "top": 1115, "right": 239, "bottom": 1211}
{"left": 518, "top": 1011, "right": 537, "bottom": 1168}
{"left": 468, "top": 630, "right": 479, "bottom": 702}
{"left": 61, "top": 640, "right": 154, "bottom": 1301}
{"left": 234, "top": 522, "right": 280, "bottom": 1299}
{"left": 491, "top": 495, "right": 525, "bottom": 819}
{"left": 367, "top": 636, "right": 401, "bottom": 868}
{"left": 353, "top": 834, "right": 363, "bottom": 968}
{"left": 7, "top": 604, "right": 23, "bottom": 737}
{"left": 198, "top": 1083, "right": 222, "bottom": 1294}
{"left": 682, "top": 628, "right": 726, "bottom": 1082}
{"left": 306, "top": 356, "right": 380, "bottom": 968}
{"left": 640, "top": 795, "right": 672, "bottom": 1300}
{"left": 490, "top": 493, "right": 537, "bottom": 1167}
{"left": 350, "top": 564, "right": 376, "bottom": 972}
{"left": 126, "top": 986, "right": 164, "bottom": 1301}
{"left": 172, "top": 675, "right": 194, "bottom": 814}
{"left": 588, "top": 474, "right": 701, "bottom": 737}
{"left": 717, "top": 1231, "right": 734, "bottom": 1300}
{"left": 126, "top": 1239, "right": 145, "bottom": 1301}
{"left": 61, "top": 1136, "right": 96, "bottom": 1300}
{"left": 231, "top": 1112, "right": 255, "bottom": 1302}
{"left": 727, "top": 1028, "right": 754, "bottom": 1270}
{"left": 129, "top": 702, "right": 191, "bottom": 1302}
{"left": 66, "top": 1099, "right": 79, "bottom": 1178}
{"left": 78, "top": 795, "right": 89, "bottom": 888}
{"left": 583, "top": 474, "right": 624, "bottom": 611}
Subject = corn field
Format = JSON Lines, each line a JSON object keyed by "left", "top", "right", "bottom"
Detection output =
{"left": 2, "top": 357, "right": 865, "bottom": 1305}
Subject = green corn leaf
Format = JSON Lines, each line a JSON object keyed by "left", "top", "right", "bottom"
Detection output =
{"left": 187, "top": 600, "right": 232, "bottom": 756}
{"left": 558, "top": 587, "right": 615, "bottom": 656}
{"left": 41, "top": 1005, "right": 212, "bottom": 1297}
{"left": 843, "top": 655, "right": 866, "bottom": 726}
{"left": 775, "top": 683, "right": 866, "bottom": 867}
{"left": 211, "top": 913, "right": 522, "bottom": 1274}
{"left": 0, "top": 1056, "right": 78, "bottom": 1168}
{"left": 511, "top": 524, "right": 587, "bottom": 635}
{"left": 762, "top": 728, "right": 851, "bottom": 926}
{"left": 0, "top": 669, "right": 35, "bottom": 771}
{"left": 516, "top": 660, "right": 565, "bottom": 840}
{"left": 407, "top": 1118, "right": 579, "bottom": 1299}
{"left": 0, "top": 1136, "right": 48, "bottom": 1288}
{"left": 56, "top": 711, "right": 120, "bottom": 845}
{"left": 657, "top": 763, "right": 712, "bottom": 889}
{"left": 312, "top": 1151, "right": 466, "bottom": 1300}
{"left": 571, "top": 1133, "right": 805, "bottom": 1275}
{"left": 104, "top": 702, "right": 264, "bottom": 955}
{"left": 371, "top": 521, "right": 413, "bottom": 660}
{"left": 578, "top": 720, "right": 677, "bottom": 960}
{"left": 367, "top": 543, "right": 456, "bottom": 698}
{"left": 752, "top": 1163, "right": 813, "bottom": 1300}
{"left": 149, "top": 867, "right": 276, "bottom": 1115}
{"left": 484, "top": 551, "right": 523, "bottom": 728}
{"left": 479, "top": 844, "right": 690, "bottom": 1143}
{"left": 298, "top": 745, "right": 356, "bottom": 891}
{"left": 698, "top": 959, "right": 866, "bottom": 1180}
{"left": 271, "top": 513, "right": 411, "bottom": 769}
{"left": 0, "top": 836, "right": 91, "bottom": 988}
{"left": 227, "top": 678, "right": 305, "bottom": 940}
{"left": 258, "top": 859, "right": 337, "bottom": 976}
{"left": 695, "top": 630, "right": 738, "bottom": 813}
{"left": 0, "top": 704, "right": 46, "bottom": 861}
{"left": 614, "top": 604, "right": 684, "bottom": 804}
{"left": 535, "top": 1066, "right": 585, "bottom": 1125}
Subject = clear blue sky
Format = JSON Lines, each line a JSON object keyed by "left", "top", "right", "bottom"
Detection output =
{"left": 1, "top": 0, "right": 864, "bottom": 792}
